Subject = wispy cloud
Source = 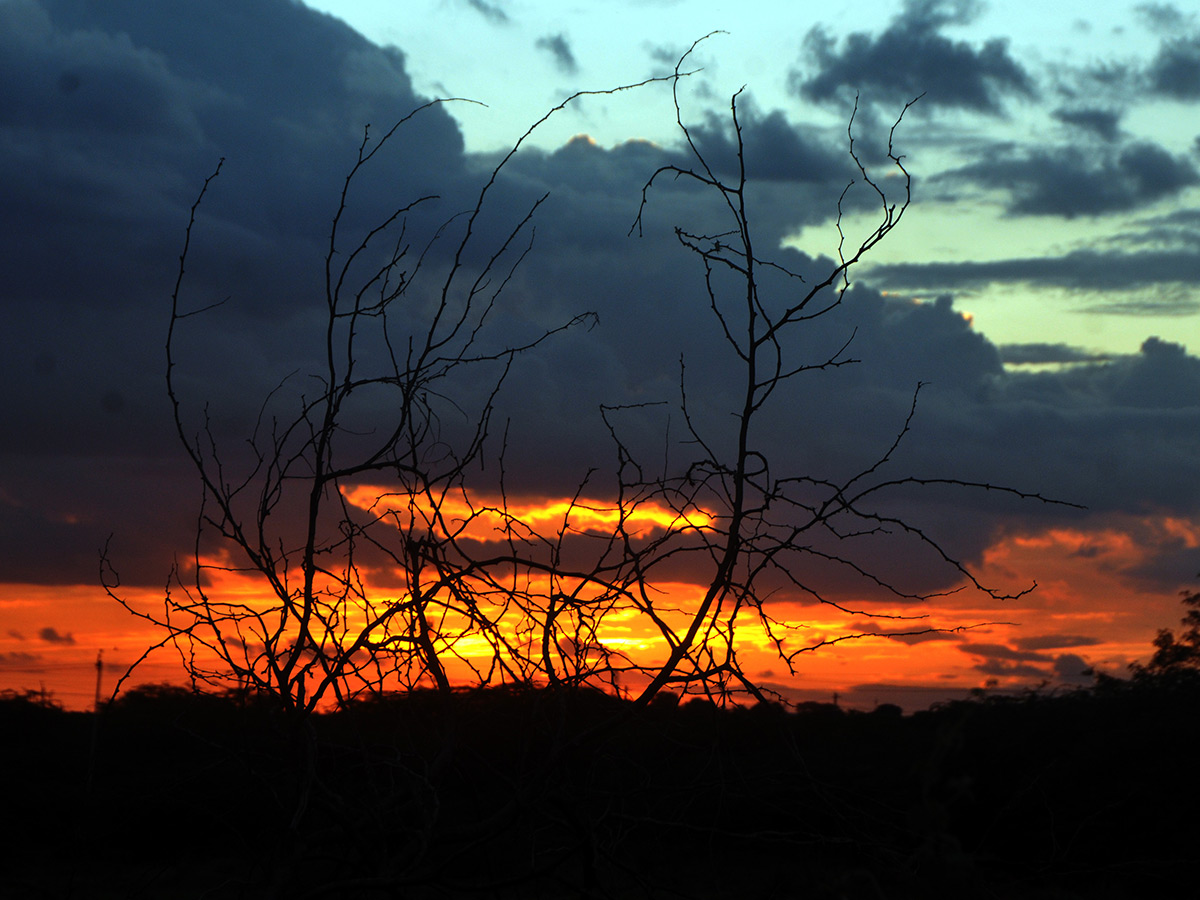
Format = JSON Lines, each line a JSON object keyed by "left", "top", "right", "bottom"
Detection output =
{"left": 38, "top": 627, "right": 74, "bottom": 645}
{"left": 535, "top": 33, "right": 578, "bottom": 75}
{"left": 461, "top": 0, "right": 509, "bottom": 25}
{"left": 0, "top": 651, "right": 43, "bottom": 670}
{"left": 1013, "top": 634, "right": 1103, "bottom": 651}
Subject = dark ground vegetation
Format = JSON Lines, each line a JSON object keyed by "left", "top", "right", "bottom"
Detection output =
{"left": 3, "top": 669, "right": 1197, "bottom": 900}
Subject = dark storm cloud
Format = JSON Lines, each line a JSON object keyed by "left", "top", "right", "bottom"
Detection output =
{"left": 960, "top": 642, "right": 1050, "bottom": 662}
{"left": 5, "top": 0, "right": 1200, "bottom": 612}
{"left": 685, "top": 104, "right": 857, "bottom": 183}
{"left": 0, "top": 0, "right": 470, "bottom": 584}
{"left": 973, "top": 660, "right": 1048, "bottom": 679}
{"left": 868, "top": 247, "right": 1200, "bottom": 295}
{"left": 1112, "top": 336, "right": 1200, "bottom": 407}
{"left": 1100, "top": 208, "right": 1200, "bottom": 254}
{"left": 470, "top": 117, "right": 890, "bottom": 435}
{"left": 498, "top": 266, "right": 1199, "bottom": 593}
{"left": 962, "top": 641, "right": 1093, "bottom": 684}
{"left": 907, "top": 337, "right": 1200, "bottom": 580}
{"left": 0, "top": 0, "right": 466, "bottom": 303}
{"left": 791, "top": 0, "right": 1035, "bottom": 113}
{"left": 1052, "top": 107, "right": 1123, "bottom": 143}
{"left": 1123, "top": 533, "right": 1200, "bottom": 588}
{"left": 829, "top": 292, "right": 1004, "bottom": 392}
{"left": 1148, "top": 35, "right": 1200, "bottom": 99}
{"left": 1013, "top": 634, "right": 1102, "bottom": 651}
{"left": 38, "top": 627, "right": 75, "bottom": 645}
{"left": 1078, "top": 293, "right": 1200, "bottom": 316}
{"left": 686, "top": 281, "right": 1200, "bottom": 595}
{"left": 998, "top": 344, "right": 1114, "bottom": 366}
{"left": 1052, "top": 653, "right": 1093, "bottom": 683}
{"left": 0, "top": 455, "right": 201, "bottom": 586}
{"left": 535, "top": 33, "right": 578, "bottom": 75}
{"left": 941, "top": 141, "right": 1198, "bottom": 217}
{"left": 961, "top": 645, "right": 1094, "bottom": 687}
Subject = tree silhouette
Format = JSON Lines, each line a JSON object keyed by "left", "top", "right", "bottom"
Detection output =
{"left": 102, "top": 39, "right": 1074, "bottom": 721}
{"left": 1141, "top": 581, "right": 1200, "bottom": 674}
{"left": 100, "top": 91, "right": 640, "bottom": 716}
{"left": 539, "top": 37, "right": 1075, "bottom": 707}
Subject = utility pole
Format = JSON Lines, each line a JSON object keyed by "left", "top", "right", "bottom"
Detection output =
{"left": 93, "top": 649, "right": 104, "bottom": 711}
{"left": 87, "top": 650, "right": 104, "bottom": 796}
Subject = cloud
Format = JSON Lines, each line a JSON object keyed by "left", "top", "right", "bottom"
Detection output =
{"left": 461, "top": 0, "right": 509, "bottom": 25}
{"left": 1136, "top": 3, "right": 1196, "bottom": 34}
{"left": 0, "top": 0, "right": 466, "bottom": 301}
{"left": 535, "top": 33, "right": 578, "bottom": 75}
{"left": 791, "top": 0, "right": 1035, "bottom": 113}
{"left": 974, "top": 659, "right": 1050, "bottom": 679}
{"left": 1148, "top": 35, "right": 1200, "bottom": 99}
{"left": 867, "top": 247, "right": 1200, "bottom": 296}
{"left": 960, "top": 642, "right": 1051, "bottom": 663}
{"left": 915, "top": 335, "right": 1200, "bottom": 510}
{"left": 1052, "top": 652, "right": 1093, "bottom": 684}
{"left": 998, "top": 344, "right": 1114, "bottom": 366}
{"left": 38, "top": 627, "right": 75, "bottom": 645}
{"left": 940, "top": 141, "right": 1198, "bottom": 217}
{"left": 0, "top": 651, "right": 44, "bottom": 670}
{"left": 1046, "top": 20, "right": 1200, "bottom": 107}
{"left": 1012, "top": 634, "right": 1103, "bottom": 651}
{"left": 0, "top": 0, "right": 471, "bottom": 584}
{"left": 684, "top": 102, "right": 858, "bottom": 184}
{"left": 962, "top": 641, "right": 1095, "bottom": 685}
{"left": 1052, "top": 107, "right": 1123, "bottom": 142}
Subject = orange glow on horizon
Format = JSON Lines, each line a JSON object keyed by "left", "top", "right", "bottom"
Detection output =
{"left": 2, "top": 509, "right": 1194, "bottom": 711}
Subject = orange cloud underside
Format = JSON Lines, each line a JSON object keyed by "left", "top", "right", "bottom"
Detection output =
{"left": 1, "top": 504, "right": 1192, "bottom": 710}
{"left": 340, "top": 484, "right": 714, "bottom": 541}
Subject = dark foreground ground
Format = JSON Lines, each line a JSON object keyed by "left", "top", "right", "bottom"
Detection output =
{"left": 2, "top": 677, "right": 1197, "bottom": 899}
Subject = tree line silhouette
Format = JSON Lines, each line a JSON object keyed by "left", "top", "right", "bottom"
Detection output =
{"left": 4, "top": 627, "right": 1198, "bottom": 898}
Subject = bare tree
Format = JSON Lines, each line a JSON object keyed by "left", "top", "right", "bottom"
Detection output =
{"left": 87, "top": 41, "right": 1100, "bottom": 900}
{"left": 460, "top": 37, "right": 1078, "bottom": 708}
{"left": 104, "top": 40, "right": 1073, "bottom": 725}
{"left": 101, "top": 94, "right": 621, "bottom": 716}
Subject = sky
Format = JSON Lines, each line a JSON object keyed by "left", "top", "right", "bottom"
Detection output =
{"left": 2, "top": 0, "right": 1200, "bottom": 710}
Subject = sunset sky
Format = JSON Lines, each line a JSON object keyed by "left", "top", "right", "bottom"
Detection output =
{"left": 3, "top": 0, "right": 1200, "bottom": 710}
